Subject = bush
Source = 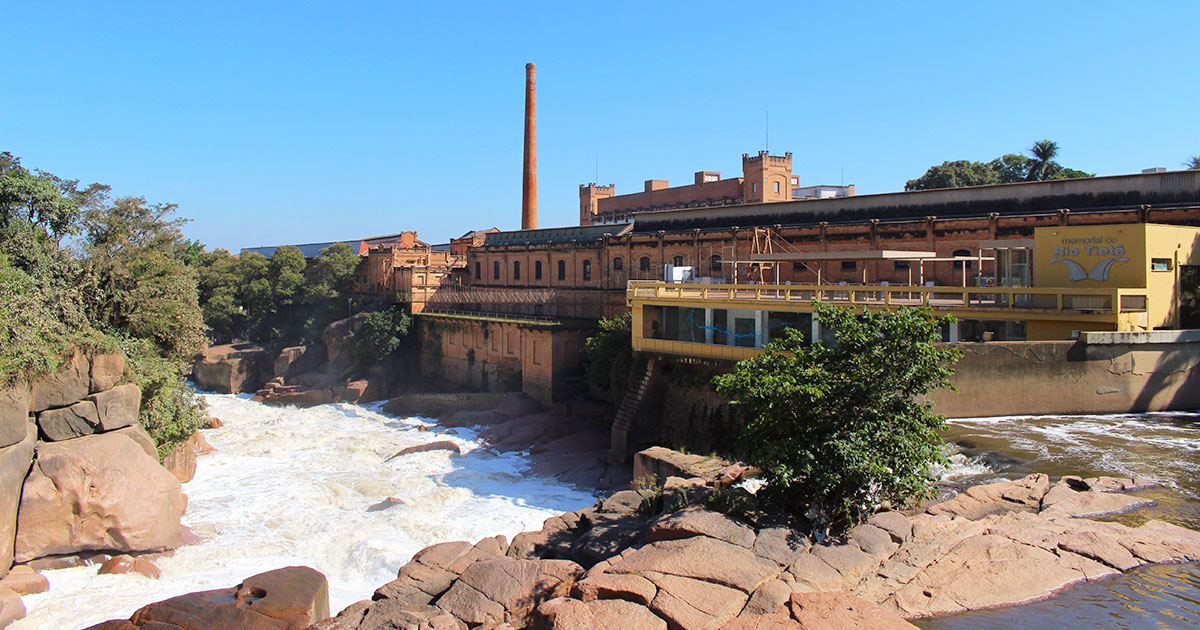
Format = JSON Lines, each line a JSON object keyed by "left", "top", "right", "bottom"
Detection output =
{"left": 120, "top": 336, "right": 206, "bottom": 459}
{"left": 347, "top": 307, "right": 412, "bottom": 361}
{"left": 584, "top": 313, "right": 638, "bottom": 401}
{"left": 713, "top": 303, "right": 961, "bottom": 536}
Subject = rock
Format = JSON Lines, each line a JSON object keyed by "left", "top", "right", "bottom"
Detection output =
{"left": 111, "top": 424, "right": 157, "bottom": 459}
{"left": 0, "top": 588, "right": 25, "bottom": 628}
{"left": 14, "top": 432, "right": 184, "bottom": 562}
{"left": 0, "top": 423, "right": 36, "bottom": 579}
{"left": 723, "top": 591, "right": 919, "bottom": 630}
{"left": 752, "top": 527, "right": 810, "bottom": 567}
{"left": 0, "top": 566, "right": 47, "bottom": 595}
{"left": 599, "top": 490, "right": 645, "bottom": 515}
{"left": 193, "top": 344, "right": 275, "bottom": 394}
{"left": 30, "top": 351, "right": 90, "bottom": 412}
{"left": 191, "top": 431, "right": 217, "bottom": 455}
{"left": 255, "top": 386, "right": 335, "bottom": 408}
{"left": 534, "top": 597, "right": 598, "bottom": 629}
{"left": 740, "top": 579, "right": 791, "bottom": 617}
{"left": 87, "top": 383, "right": 142, "bottom": 431}
{"left": 201, "top": 416, "right": 224, "bottom": 429}
{"left": 89, "top": 352, "right": 127, "bottom": 393}
{"left": 646, "top": 573, "right": 747, "bottom": 630}
{"left": 366, "top": 497, "right": 407, "bottom": 512}
{"left": 1058, "top": 531, "right": 1141, "bottom": 571}
{"left": 386, "top": 440, "right": 462, "bottom": 460}
{"left": 633, "top": 447, "right": 730, "bottom": 486}
{"left": 590, "top": 598, "right": 667, "bottom": 630}
{"left": 848, "top": 524, "right": 899, "bottom": 558}
{"left": 571, "top": 515, "right": 644, "bottom": 567}
{"left": 786, "top": 552, "right": 846, "bottom": 593}
{"left": 607, "top": 536, "right": 781, "bottom": 594}
{"left": 646, "top": 506, "right": 757, "bottom": 548}
{"left": 1040, "top": 478, "right": 1154, "bottom": 519}
{"left": 374, "top": 536, "right": 509, "bottom": 603}
{"left": 333, "top": 600, "right": 466, "bottom": 629}
{"left": 274, "top": 345, "right": 325, "bottom": 380}
{"left": 122, "top": 566, "right": 328, "bottom": 629}
{"left": 333, "top": 379, "right": 381, "bottom": 405}
{"left": 810, "top": 544, "right": 880, "bottom": 590}
{"left": 571, "top": 573, "right": 657, "bottom": 605}
{"left": 36, "top": 400, "right": 101, "bottom": 441}
{"left": 435, "top": 557, "right": 583, "bottom": 627}
{"left": 99, "top": 554, "right": 161, "bottom": 579}
{"left": 162, "top": 434, "right": 199, "bottom": 483}
{"left": 926, "top": 473, "right": 1050, "bottom": 520}
{"left": 866, "top": 512, "right": 912, "bottom": 544}
{"left": 0, "top": 382, "right": 30, "bottom": 449}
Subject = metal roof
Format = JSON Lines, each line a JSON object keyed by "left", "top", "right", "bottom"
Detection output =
{"left": 749, "top": 250, "right": 937, "bottom": 261}
{"left": 482, "top": 223, "right": 633, "bottom": 247}
{"left": 240, "top": 240, "right": 361, "bottom": 259}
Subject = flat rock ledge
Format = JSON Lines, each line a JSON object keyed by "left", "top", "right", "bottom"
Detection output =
{"left": 69, "top": 473, "right": 1200, "bottom": 630}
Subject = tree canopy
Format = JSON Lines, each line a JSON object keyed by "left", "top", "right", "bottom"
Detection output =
{"left": 905, "top": 140, "right": 1094, "bottom": 191}
{"left": 713, "top": 304, "right": 961, "bottom": 536}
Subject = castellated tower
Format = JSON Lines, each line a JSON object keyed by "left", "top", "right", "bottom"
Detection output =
{"left": 742, "top": 151, "right": 794, "bottom": 204}
{"left": 579, "top": 183, "right": 615, "bottom": 226}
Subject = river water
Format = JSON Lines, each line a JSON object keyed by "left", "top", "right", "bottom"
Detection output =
{"left": 13, "top": 393, "right": 597, "bottom": 630}
{"left": 918, "top": 412, "right": 1200, "bottom": 629}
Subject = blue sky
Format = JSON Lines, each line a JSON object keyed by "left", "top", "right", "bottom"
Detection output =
{"left": 2, "top": 2, "right": 1197, "bottom": 251}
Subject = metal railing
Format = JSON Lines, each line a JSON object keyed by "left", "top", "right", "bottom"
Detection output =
{"left": 627, "top": 282, "right": 1149, "bottom": 316}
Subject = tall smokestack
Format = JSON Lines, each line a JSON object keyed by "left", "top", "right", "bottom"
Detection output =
{"left": 521, "top": 63, "right": 537, "bottom": 230}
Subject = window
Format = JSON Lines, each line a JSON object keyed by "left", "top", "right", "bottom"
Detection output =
{"left": 582, "top": 259, "right": 592, "bottom": 281}
{"left": 773, "top": 181, "right": 781, "bottom": 193}
{"left": 639, "top": 256, "right": 651, "bottom": 271}
{"left": 613, "top": 257, "right": 624, "bottom": 271}
{"left": 1151, "top": 258, "right": 1172, "bottom": 272}
{"left": 752, "top": 182, "right": 758, "bottom": 193}
{"left": 710, "top": 254, "right": 722, "bottom": 272}
{"left": 841, "top": 261, "right": 857, "bottom": 270}
{"left": 894, "top": 260, "right": 910, "bottom": 270}
{"left": 792, "top": 262, "right": 806, "bottom": 271}
{"left": 952, "top": 249, "right": 972, "bottom": 270}
{"left": 673, "top": 255, "right": 684, "bottom": 267}
{"left": 493, "top": 261, "right": 500, "bottom": 280}
{"left": 790, "top": 177, "right": 799, "bottom": 185}
{"left": 513, "top": 260, "right": 520, "bottom": 280}
{"left": 474, "top": 261, "right": 480, "bottom": 280}
{"left": 534, "top": 260, "right": 543, "bottom": 280}
{"left": 557, "top": 259, "right": 566, "bottom": 280}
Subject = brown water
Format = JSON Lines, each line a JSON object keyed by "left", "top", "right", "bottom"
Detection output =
{"left": 915, "top": 412, "right": 1200, "bottom": 630}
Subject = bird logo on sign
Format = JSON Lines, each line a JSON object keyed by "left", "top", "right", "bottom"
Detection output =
{"left": 1049, "top": 256, "right": 1128, "bottom": 282}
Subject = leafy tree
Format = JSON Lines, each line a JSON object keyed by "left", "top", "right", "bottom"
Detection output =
{"left": 348, "top": 306, "right": 412, "bottom": 361}
{"left": 1026, "top": 139, "right": 1060, "bottom": 181}
{"left": 905, "top": 160, "right": 999, "bottom": 191}
{"left": 1186, "top": 156, "right": 1200, "bottom": 170}
{"left": 987, "top": 153, "right": 1032, "bottom": 183}
{"left": 196, "top": 248, "right": 244, "bottom": 343}
{"left": 713, "top": 304, "right": 961, "bottom": 535}
{"left": 584, "top": 313, "right": 636, "bottom": 402}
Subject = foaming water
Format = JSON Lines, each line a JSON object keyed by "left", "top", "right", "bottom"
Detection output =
{"left": 918, "top": 412, "right": 1200, "bottom": 629}
{"left": 14, "top": 394, "right": 596, "bottom": 630}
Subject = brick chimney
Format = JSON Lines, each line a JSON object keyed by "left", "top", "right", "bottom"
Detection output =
{"left": 521, "top": 63, "right": 537, "bottom": 230}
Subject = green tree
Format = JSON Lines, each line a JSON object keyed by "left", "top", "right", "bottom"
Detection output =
{"left": 713, "top": 304, "right": 961, "bottom": 535}
{"left": 584, "top": 313, "right": 636, "bottom": 402}
{"left": 1186, "top": 156, "right": 1200, "bottom": 170}
{"left": 905, "top": 160, "right": 999, "bottom": 191}
{"left": 196, "top": 248, "right": 244, "bottom": 343}
{"left": 987, "top": 154, "right": 1032, "bottom": 183}
{"left": 348, "top": 306, "right": 411, "bottom": 361}
{"left": 1026, "top": 139, "right": 1060, "bottom": 181}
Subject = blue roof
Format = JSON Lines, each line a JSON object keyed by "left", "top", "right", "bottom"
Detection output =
{"left": 240, "top": 240, "right": 360, "bottom": 259}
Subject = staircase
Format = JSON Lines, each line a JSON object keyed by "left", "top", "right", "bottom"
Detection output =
{"left": 610, "top": 359, "right": 657, "bottom": 463}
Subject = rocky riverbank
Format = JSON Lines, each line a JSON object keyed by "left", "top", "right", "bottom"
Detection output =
{"left": 79, "top": 461, "right": 1200, "bottom": 630}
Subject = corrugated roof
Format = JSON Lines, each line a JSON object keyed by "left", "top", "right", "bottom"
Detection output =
{"left": 482, "top": 223, "right": 632, "bottom": 247}
{"left": 241, "top": 240, "right": 361, "bottom": 259}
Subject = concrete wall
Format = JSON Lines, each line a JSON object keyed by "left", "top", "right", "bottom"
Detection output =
{"left": 930, "top": 334, "right": 1200, "bottom": 417}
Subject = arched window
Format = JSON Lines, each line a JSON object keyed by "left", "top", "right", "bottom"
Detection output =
{"left": 493, "top": 261, "right": 500, "bottom": 280}
{"left": 639, "top": 256, "right": 651, "bottom": 271}
{"left": 613, "top": 257, "right": 624, "bottom": 271}
{"left": 534, "top": 260, "right": 543, "bottom": 280}
{"left": 557, "top": 259, "right": 566, "bottom": 281}
{"left": 513, "top": 260, "right": 520, "bottom": 280}
{"left": 952, "top": 249, "right": 973, "bottom": 270}
{"left": 673, "top": 255, "right": 684, "bottom": 267}
{"left": 710, "top": 254, "right": 722, "bottom": 272}
{"left": 474, "top": 261, "right": 480, "bottom": 280}
{"left": 582, "top": 259, "right": 592, "bottom": 281}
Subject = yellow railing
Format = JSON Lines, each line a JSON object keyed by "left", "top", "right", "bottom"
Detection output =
{"left": 627, "top": 282, "right": 1149, "bottom": 316}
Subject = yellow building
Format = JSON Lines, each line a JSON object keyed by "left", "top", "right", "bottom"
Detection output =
{"left": 629, "top": 223, "right": 1200, "bottom": 361}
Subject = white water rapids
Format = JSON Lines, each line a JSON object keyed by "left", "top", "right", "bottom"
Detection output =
{"left": 14, "top": 393, "right": 597, "bottom": 630}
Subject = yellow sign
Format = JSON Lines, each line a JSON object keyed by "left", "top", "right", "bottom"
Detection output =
{"left": 1034, "top": 225, "right": 1146, "bottom": 288}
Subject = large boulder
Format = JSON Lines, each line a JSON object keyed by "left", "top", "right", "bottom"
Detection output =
{"left": 435, "top": 556, "right": 584, "bottom": 628}
{"left": 89, "top": 352, "right": 127, "bottom": 393}
{"left": 87, "top": 383, "right": 142, "bottom": 431}
{"left": 111, "top": 424, "right": 157, "bottom": 459}
{"left": 14, "top": 432, "right": 184, "bottom": 562}
{"left": 162, "top": 432, "right": 200, "bottom": 483}
{"left": 274, "top": 345, "right": 325, "bottom": 380}
{"left": 0, "top": 423, "right": 36, "bottom": 578}
{"left": 0, "top": 382, "right": 30, "bottom": 449}
{"left": 323, "top": 314, "right": 367, "bottom": 367}
{"left": 30, "top": 351, "right": 90, "bottom": 413}
{"left": 193, "top": 344, "right": 275, "bottom": 394}
{"left": 85, "top": 566, "right": 329, "bottom": 630}
{"left": 0, "top": 588, "right": 24, "bottom": 628}
{"left": 35, "top": 400, "right": 100, "bottom": 441}
{"left": 721, "top": 592, "right": 918, "bottom": 630}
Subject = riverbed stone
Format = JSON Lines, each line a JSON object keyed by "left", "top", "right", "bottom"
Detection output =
{"left": 0, "top": 588, "right": 24, "bottom": 628}
{"left": 89, "top": 352, "right": 126, "bottom": 393}
{"left": 0, "top": 566, "right": 47, "bottom": 596}
{"left": 14, "top": 431, "right": 184, "bottom": 562}
{"left": 571, "top": 572, "right": 658, "bottom": 605}
{"left": 36, "top": 400, "right": 100, "bottom": 441}
{"left": 111, "top": 424, "right": 157, "bottom": 459}
{"left": 0, "top": 423, "right": 36, "bottom": 579}
{"left": 99, "top": 554, "right": 161, "bottom": 579}
{"left": 926, "top": 473, "right": 1050, "bottom": 520}
{"left": 0, "top": 382, "right": 30, "bottom": 450}
{"left": 647, "top": 572, "right": 747, "bottom": 630}
{"left": 30, "top": 351, "right": 90, "bottom": 413}
{"left": 87, "top": 383, "right": 141, "bottom": 431}
{"left": 1039, "top": 478, "right": 1155, "bottom": 519}
{"left": 645, "top": 506, "right": 757, "bottom": 548}
{"left": 435, "top": 557, "right": 583, "bottom": 627}
{"left": 607, "top": 536, "right": 781, "bottom": 594}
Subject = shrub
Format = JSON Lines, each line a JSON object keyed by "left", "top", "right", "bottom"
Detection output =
{"left": 120, "top": 336, "right": 206, "bottom": 459}
{"left": 713, "top": 303, "right": 961, "bottom": 536}
{"left": 348, "top": 307, "right": 412, "bottom": 361}
{"left": 584, "top": 313, "right": 638, "bottom": 401}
